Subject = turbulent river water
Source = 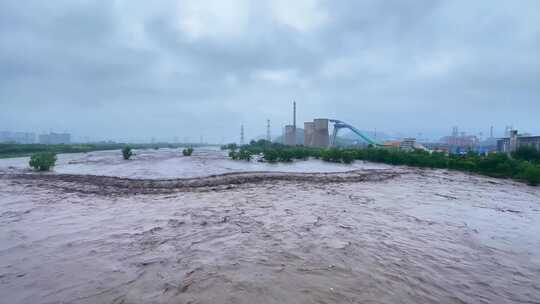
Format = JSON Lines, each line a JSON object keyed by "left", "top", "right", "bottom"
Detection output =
{"left": 1, "top": 149, "right": 539, "bottom": 303}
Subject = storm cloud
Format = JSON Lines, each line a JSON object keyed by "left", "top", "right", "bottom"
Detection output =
{"left": 1, "top": 0, "right": 539, "bottom": 142}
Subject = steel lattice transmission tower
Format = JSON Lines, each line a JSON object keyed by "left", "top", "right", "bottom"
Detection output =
{"left": 240, "top": 124, "right": 245, "bottom": 145}
{"left": 266, "top": 119, "right": 271, "bottom": 142}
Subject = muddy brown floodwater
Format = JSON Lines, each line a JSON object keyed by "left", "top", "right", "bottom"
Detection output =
{"left": 1, "top": 150, "right": 540, "bottom": 303}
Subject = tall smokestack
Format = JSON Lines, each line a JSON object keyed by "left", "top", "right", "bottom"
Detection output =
{"left": 293, "top": 101, "right": 297, "bottom": 145}
{"left": 293, "top": 101, "right": 296, "bottom": 129}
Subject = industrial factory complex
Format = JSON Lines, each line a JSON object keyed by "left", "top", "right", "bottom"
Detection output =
{"left": 271, "top": 101, "right": 540, "bottom": 155}
{"left": 282, "top": 102, "right": 375, "bottom": 149}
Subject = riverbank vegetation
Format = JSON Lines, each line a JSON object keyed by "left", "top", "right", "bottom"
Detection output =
{"left": 0, "top": 143, "right": 200, "bottom": 159}
{"left": 225, "top": 140, "right": 540, "bottom": 186}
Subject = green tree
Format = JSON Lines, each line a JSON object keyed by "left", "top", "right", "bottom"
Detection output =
{"left": 228, "top": 150, "right": 239, "bottom": 160}
{"left": 521, "top": 165, "right": 540, "bottom": 186}
{"left": 278, "top": 149, "right": 294, "bottom": 162}
{"left": 513, "top": 146, "right": 540, "bottom": 163}
{"left": 342, "top": 151, "right": 355, "bottom": 164}
{"left": 29, "top": 152, "right": 57, "bottom": 171}
{"left": 237, "top": 149, "right": 252, "bottom": 161}
{"left": 263, "top": 149, "right": 279, "bottom": 163}
{"left": 122, "top": 146, "right": 133, "bottom": 160}
{"left": 182, "top": 147, "right": 194, "bottom": 156}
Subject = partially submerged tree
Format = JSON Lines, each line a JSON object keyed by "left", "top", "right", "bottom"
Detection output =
{"left": 122, "top": 146, "right": 133, "bottom": 160}
{"left": 29, "top": 152, "right": 57, "bottom": 171}
{"left": 183, "top": 147, "right": 194, "bottom": 156}
{"left": 238, "top": 149, "right": 252, "bottom": 161}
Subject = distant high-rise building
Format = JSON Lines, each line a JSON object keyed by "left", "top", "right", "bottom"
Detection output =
{"left": 0, "top": 131, "right": 36, "bottom": 144}
{"left": 39, "top": 132, "right": 71, "bottom": 144}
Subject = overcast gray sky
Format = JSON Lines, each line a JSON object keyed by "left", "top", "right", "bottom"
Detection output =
{"left": 1, "top": 0, "right": 539, "bottom": 142}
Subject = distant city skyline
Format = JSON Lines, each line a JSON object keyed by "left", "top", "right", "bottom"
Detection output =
{"left": 0, "top": 124, "right": 528, "bottom": 145}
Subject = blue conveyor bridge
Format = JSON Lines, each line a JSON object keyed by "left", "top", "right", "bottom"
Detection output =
{"left": 329, "top": 119, "right": 380, "bottom": 147}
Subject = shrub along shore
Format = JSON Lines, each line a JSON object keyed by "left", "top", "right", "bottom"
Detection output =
{"left": 224, "top": 140, "right": 540, "bottom": 186}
